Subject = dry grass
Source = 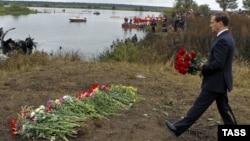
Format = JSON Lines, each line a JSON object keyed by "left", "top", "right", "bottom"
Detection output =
{"left": 0, "top": 53, "right": 249, "bottom": 141}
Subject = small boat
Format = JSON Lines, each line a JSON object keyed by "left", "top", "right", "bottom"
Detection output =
{"left": 93, "top": 11, "right": 100, "bottom": 15}
{"left": 133, "top": 16, "right": 163, "bottom": 23}
{"left": 69, "top": 17, "right": 87, "bottom": 22}
{"left": 122, "top": 23, "right": 145, "bottom": 29}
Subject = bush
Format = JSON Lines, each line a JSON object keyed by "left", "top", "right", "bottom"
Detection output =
{"left": 98, "top": 39, "right": 139, "bottom": 62}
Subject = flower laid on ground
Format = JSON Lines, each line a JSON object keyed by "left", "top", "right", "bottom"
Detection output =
{"left": 9, "top": 84, "right": 138, "bottom": 141}
{"left": 174, "top": 47, "right": 207, "bottom": 75}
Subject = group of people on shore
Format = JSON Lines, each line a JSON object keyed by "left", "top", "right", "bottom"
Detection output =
{"left": 123, "top": 11, "right": 192, "bottom": 33}
{"left": 155, "top": 9, "right": 196, "bottom": 32}
{"left": 172, "top": 9, "right": 195, "bottom": 32}
{"left": 123, "top": 15, "right": 167, "bottom": 33}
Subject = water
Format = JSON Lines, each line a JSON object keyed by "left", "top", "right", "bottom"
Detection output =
{"left": 0, "top": 7, "right": 161, "bottom": 59}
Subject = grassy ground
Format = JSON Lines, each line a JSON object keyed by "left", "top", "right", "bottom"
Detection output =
{"left": 0, "top": 53, "right": 249, "bottom": 141}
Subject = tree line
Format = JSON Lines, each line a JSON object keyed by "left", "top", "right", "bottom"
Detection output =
{"left": 0, "top": 0, "right": 168, "bottom": 12}
{"left": 173, "top": 0, "right": 250, "bottom": 12}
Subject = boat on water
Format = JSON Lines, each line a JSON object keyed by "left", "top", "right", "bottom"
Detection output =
{"left": 133, "top": 16, "right": 163, "bottom": 23}
{"left": 122, "top": 23, "right": 140, "bottom": 28}
{"left": 69, "top": 17, "right": 87, "bottom": 22}
{"left": 122, "top": 15, "right": 161, "bottom": 29}
{"left": 93, "top": 11, "right": 100, "bottom": 15}
{"left": 121, "top": 23, "right": 147, "bottom": 29}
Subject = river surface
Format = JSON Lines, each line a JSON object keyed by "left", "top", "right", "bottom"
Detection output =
{"left": 0, "top": 7, "right": 161, "bottom": 59}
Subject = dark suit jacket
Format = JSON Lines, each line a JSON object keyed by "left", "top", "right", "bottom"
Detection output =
{"left": 201, "top": 30, "right": 235, "bottom": 93}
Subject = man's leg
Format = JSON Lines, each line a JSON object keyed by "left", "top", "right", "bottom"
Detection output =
{"left": 173, "top": 90, "right": 217, "bottom": 135}
{"left": 216, "top": 93, "right": 237, "bottom": 125}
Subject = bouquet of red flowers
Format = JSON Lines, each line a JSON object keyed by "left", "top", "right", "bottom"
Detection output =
{"left": 174, "top": 47, "right": 206, "bottom": 75}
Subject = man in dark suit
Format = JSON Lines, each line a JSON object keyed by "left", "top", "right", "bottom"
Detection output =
{"left": 165, "top": 12, "right": 237, "bottom": 136}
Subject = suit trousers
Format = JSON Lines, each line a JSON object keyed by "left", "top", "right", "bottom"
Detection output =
{"left": 174, "top": 90, "right": 237, "bottom": 135}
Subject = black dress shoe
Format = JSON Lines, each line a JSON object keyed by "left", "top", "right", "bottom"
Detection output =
{"left": 165, "top": 120, "right": 181, "bottom": 136}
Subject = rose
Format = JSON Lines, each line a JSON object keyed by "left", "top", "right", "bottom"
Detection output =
{"left": 174, "top": 47, "right": 206, "bottom": 75}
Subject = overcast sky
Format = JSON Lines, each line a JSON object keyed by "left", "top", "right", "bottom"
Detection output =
{"left": 8, "top": 0, "right": 244, "bottom": 10}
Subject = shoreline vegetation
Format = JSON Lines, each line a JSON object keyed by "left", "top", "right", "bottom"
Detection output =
{"left": 0, "top": 2, "right": 36, "bottom": 15}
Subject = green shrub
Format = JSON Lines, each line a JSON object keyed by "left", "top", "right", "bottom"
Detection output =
{"left": 98, "top": 39, "right": 139, "bottom": 62}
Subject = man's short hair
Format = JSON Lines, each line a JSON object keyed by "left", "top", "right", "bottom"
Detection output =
{"left": 213, "top": 12, "right": 230, "bottom": 26}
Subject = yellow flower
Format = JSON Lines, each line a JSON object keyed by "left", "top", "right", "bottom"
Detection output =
{"left": 93, "top": 88, "right": 99, "bottom": 93}
{"left": 35, "top": 105, "right": 45, "bottom": 113}
{"left": 128, "top": 86, "right": 137, "bottom": 92}
{"left": 133, "top": 98, "right": 137, "bottom": 103}
{"left": 55, "top": 99, "right": 60, "bottom": 105}
{"left": 39, "top": 105, "right": 45, "bottom": 110}
{"left": 35, "top": 107, "right": 40, "bottom": 113}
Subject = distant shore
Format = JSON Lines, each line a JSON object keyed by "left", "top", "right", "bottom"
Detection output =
{"left": 1, "top": 0, "right": 169, "bottom": 12}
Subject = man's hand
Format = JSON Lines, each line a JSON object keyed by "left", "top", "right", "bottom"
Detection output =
{"left": 199, "top": 63, "right": 204, "bottom": 71}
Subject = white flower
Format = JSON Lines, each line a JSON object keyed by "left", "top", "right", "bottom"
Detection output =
{"left": 22, "top": 125, "right": 26, "bottom": 131}
{"left": 62, "top": 95, "right": 69, "bottom": 99}
{"left": 30, "top": 112, "right": 35, "bottom": 117}
{"left": 50, "top": 136, "right": 56, "bottom": 141}
{"left": 63, "top": 95, "right": 73, "bottom": 102}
